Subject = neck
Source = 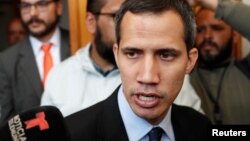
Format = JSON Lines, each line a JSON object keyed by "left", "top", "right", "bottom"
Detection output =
{"left": 37, "top": 28, "right": 56, "bottom": 43}
{"left": 199, "top": 58, "right": 232, "bottom": 69}
{"left": 90, "top": 43, "right": 114, "bottom": 72}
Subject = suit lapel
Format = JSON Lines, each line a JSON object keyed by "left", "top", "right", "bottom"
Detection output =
{"left": 18, "top": 39, "right": 43, "bottom": 97}
{"left": 60, "top": 29, "right": 71, "bottom": 61}
{"left": 98, "top": 86, "right": 129, "bottom": 141}
{"left": 14, "top": 29, "right": 69, "bottom": 98}
{"left": 171, "top": 104, "right": 190, "bottom": 141}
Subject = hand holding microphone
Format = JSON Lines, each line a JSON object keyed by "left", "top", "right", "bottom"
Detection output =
{"left": 0, "top": 106, "right": 70, "bottom": 141}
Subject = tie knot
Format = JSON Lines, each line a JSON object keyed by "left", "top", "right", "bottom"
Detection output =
{"left": 41, "top": 43, "right": 52, "bottom": 52}
{"left": 148, "top": 127, "right": 164, "bottom": 141}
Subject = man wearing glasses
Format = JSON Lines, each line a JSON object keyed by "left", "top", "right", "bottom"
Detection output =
{"left": 41, "top": 0, "right": 125, "bottom": 117}
{"left": 0, "top": 0, "right": 70, "bottom": 125}
{"left": 41, "top": 0, "right": 202, "bottom": 118}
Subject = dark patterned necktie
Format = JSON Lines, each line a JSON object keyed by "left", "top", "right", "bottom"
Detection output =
{"left": 148, "top": 127, "right": 163, "bottom": 141}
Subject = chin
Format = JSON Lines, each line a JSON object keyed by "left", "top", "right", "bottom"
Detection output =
{"left": 144, "top": 115, "right": 162, "bottom": 125}
{"left": 134, "top": 107, "right": 161, "bottom": 123}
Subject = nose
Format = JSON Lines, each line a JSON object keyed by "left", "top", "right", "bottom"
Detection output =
{"left": 29, "top": 5, "right": 39, "bottom": 16}
{"left": 204, "top": 28, "right": 213, "bottom": 40}
{"left": 137, "top": 56, "right": 160, "bottom": 85}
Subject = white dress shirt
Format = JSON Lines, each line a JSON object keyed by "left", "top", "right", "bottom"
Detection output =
{"left": 30, "top": 27, "right": 61, "bottom": 80}
{"left": 118, "top": 86, "right": 174, "bottom": 141}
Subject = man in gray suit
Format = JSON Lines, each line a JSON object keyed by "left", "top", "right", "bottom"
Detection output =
{"left": 0, "top": 0, "right": 70, "bottom": 124}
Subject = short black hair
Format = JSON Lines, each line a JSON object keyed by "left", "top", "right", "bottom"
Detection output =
{"left": 87, "top": 0, "right": 107, "bottom": 13}
{"left": 115, "top": 0, "right": 196, "bottom": 51}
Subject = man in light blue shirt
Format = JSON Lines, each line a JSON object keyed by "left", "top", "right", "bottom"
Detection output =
{"left": 65, "top": 0, "right": 211, "bottom": 140}
{"left": 41, "top": 0, "right": 203, "bottom": 118}
{"left": 118, "top": 86, "right": 174, "bottom": 141}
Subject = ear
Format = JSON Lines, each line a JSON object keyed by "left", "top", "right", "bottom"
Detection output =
{"left": 85, "top": 12, "right": 97, "bottom": 34}
{"left": 185, "top": 48, "right": 198, "bottom": 74}
{"left": 113, "top": 43, "right": 119, "bottom": 68}
{"left": 232, "top": 31, "right": 243, "bottom": 59}
{"left": 56, "top": 1, "right": 63, "bottom": 16}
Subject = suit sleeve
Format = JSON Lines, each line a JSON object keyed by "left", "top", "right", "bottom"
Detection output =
{"left": 0, "top": 53, "right": 14, "bottom": 125}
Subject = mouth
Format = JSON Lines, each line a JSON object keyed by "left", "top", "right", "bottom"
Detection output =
{"left": 202, "top": 44, "right": 216, "bottom": 50}
{"left": 134, "top": 93, "right": 162, "bottom": 108}
{"left": 27, "top": 19, "right": 44, "bottom": 27}
{"left": 200, "top": 41, "right": 218, "bottom": 50}
{"left": 29, "top": 21, "right": 42, "bottom": 27}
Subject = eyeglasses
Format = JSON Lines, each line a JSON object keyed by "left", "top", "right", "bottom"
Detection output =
{"left": 93, "top": 12, "right": 117, "bottom": 20}
{"left": 19, "top": 0, "right": 57, "bottom": 14}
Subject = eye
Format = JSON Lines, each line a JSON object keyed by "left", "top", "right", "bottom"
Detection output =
{"left": 122, "top": 48, "right": 141, "bottom": 59}
{"left": 197, "top": 26, "right": 205, "bottom": 33}
{"left": 37, "top": 1, "right": 50, "bottom": 7}
{"left": 125, "top": 51, "right": 139, "bottom": 59}
{"left": 158, "top": 51, "right": 177, "bottom": 61}
{"left": 19, "top": 3, "right": 31, "bottom": 9}
{"left": 211, "top": 25, "right": 224, "bottom": 31}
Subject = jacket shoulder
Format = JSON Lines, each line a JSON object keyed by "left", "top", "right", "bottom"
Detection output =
{"left": 172, "top": 104, "right": 210, "bottom": 124}
{"left": 0, "top": 40, "right": 26, "bottom": 70}
{"left": 64, "top": 101, "right": 104, "bottom": 141}
{"left": 0, "top": 42, "right": 21, "bottom": 58}
{"left": 172, "top": 104, "right": 211, "bottom": 141}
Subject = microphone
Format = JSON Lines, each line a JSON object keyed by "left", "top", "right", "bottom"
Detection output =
{"left": 0, "top": 106, "right": 70, "bottom": 141}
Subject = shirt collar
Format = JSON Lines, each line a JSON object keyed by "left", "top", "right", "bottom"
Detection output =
{"left": 30, "top": 27, "right": 61, "bottom": 56}
{"left": 88, "top": 45, "right": 117, "bottom": 77}
{"left": 118, "top": 86, "right": 175, "bottom": 141}
{"left": 92, "top": 62, "right": 117, "bottom": 77}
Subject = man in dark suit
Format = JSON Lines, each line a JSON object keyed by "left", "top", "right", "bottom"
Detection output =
{"left": 0, "top": 0, "right": 70, "bottom": 124}
{"left": 65, "top": 0, "right": 210, "bottom": 140}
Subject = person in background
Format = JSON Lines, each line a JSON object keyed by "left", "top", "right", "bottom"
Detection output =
{"left": 7, "top": 17, "right": 27, "bottom": 46}
{"left": 41, "top": 0, "right": 202, "bottom": 117}
{"left": 186, "top": 0, "right": 250, "bottom": 39}
{"left": 0, "top": 0, "right": 70, "bottom": 125}
{"left": 186, "top": 0, "right": 250, "bottom": 124}
{"left": 65, "top": 0, "right": 211, "bottom": 140}
{"left": 187, "top": 0, "right": 250, "bottom": 60}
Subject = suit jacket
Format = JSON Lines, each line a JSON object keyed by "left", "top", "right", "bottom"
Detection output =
{"left": 0, "top": 28, "right": 70, "bottom": 124}
{"left": 65, "top": 86, "right": 211, "bottom": 141}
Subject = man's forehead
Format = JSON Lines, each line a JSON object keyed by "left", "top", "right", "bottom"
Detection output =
{"left": 196, "top": 9, "right": 215, "bottom": 19}
{"left": 101, "top": 0, "right": 124, "bottom": 11}
{"left": 21, "top": 0, "right": 41, "bottom": 2}
{"left": 121, "top": 11, "right": 184, "bottom": 34}
{"left": 196, "top": 10, "right": 229, "bottom": 26}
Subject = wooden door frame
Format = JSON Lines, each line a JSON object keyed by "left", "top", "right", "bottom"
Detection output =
{"left": 68, "top": 0, "right": 91, "bottom": 54}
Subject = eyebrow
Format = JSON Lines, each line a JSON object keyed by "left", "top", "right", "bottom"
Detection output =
{"left": 121, "top": 47, "right": 141, "bottom": 52}
{"left": 155, "top": 48, "right": 181, "bottom": 55}
{"left": 121, "top": 46, "right": 181, "bottom": 55}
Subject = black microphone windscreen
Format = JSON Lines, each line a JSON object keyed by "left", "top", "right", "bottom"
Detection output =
{"left": 0, "top": 106, "right": 70, "bottom": 141}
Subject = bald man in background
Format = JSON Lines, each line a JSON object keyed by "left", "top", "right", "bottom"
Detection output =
{"left": 7, "top": 17, "right": 27, "bottom": 46}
